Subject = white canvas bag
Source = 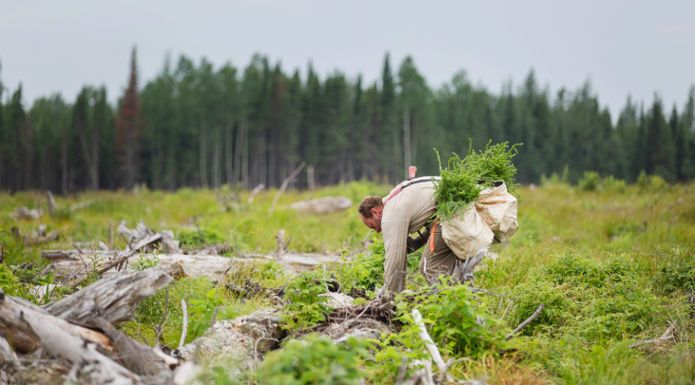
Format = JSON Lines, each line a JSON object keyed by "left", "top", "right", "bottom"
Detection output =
{"left": 475, "top": 182, "right": 518, "bottom": 242}
{"left": 440, "top": 182, "right": 518, "bottom": 260}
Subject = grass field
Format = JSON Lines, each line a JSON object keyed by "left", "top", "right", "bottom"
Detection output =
{"left": 0, "top": 179, "right": 693, "bottom": 384}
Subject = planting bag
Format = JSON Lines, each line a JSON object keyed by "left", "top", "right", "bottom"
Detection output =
{"left": 441, "top": 181, "right": 517, "bottom": 260}
{"left": 474, "top": 182, "right": 518, "bottom": 242}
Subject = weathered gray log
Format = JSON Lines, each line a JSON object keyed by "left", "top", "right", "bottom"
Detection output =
{"left": 45, "top": 251, "right": 343, "bottom": 284}
{"left": 178, "top": 308, "right": 284, "bottom": 373}
{"left": 289, "top": 196, "right": 352, "bottom": 214}
{"left": 321, "top": 318, "right": 391, "bottom": 343}
{"left": 0, "top": 289, "right": 140, "bottom": 385}
{"left": 453, "top": 248, "right": 488, "bottom": 284}
{"left": 41, "top": 250, "right": 73, "bottom": 260}
{"left": 118, "top": 221, "right": 181, "bottom": 255}
{"left": 269, "top": 161, "right": 306, "bottom": 215}
{"left": 45, "top": 269, "right": 172, "bottom": 326}
{"left": 67, "top": 233, "right": 163, "bottom": 286}
{"left": 46, "top": 190, "right": 57, "bottom": 215}
{"left": 4, "top": 358, "right": 69, "bottom": 385}
{"left": 0, "top": 335, "right": 18, "bottom": 366}
{"left": 10, "top": 207, "right": 42, "bottom": 220}
{"left": 92, "top": 317, "right": 174, "bottom": 377}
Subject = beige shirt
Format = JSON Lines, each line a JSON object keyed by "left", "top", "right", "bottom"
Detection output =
{"left": 381, "top": 177, "right": 438, "bottom": 292}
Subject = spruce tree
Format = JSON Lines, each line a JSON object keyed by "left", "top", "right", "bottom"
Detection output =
{"left": 115, "top": 47, "right": 141, "bottom": 189}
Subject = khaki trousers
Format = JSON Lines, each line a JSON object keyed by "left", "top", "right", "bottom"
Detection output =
{"left": 419, "top": 222, "right": 459, "bottom": 283}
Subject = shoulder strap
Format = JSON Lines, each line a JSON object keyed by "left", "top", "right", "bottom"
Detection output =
{"left": 384, "top": 176, "right": 440, "bottom": 204}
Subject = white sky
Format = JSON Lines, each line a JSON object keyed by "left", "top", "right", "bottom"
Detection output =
{"left": 1, "top": 0, "right": 694, "bottom": 117}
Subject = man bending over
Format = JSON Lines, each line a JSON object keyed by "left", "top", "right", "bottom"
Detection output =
{"left": 358, "top": 176, "right": 458, "bottom": 293}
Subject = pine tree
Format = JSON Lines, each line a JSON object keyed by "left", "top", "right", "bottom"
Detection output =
{"left": 115, "top": 47, "right": 141, "bottom": 188}
{"left": 380, "top": 53, "right": 398, "bottom": 182}
{"left": 645, "top": 96, "right": 675, "bottom": 180}
{"left": 678, "top": 87, "right": 694, "bottom": 179}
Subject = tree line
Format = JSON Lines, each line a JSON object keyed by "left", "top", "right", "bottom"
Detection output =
{"left": 1, "top": 49, "right": 694, "bottom": 193}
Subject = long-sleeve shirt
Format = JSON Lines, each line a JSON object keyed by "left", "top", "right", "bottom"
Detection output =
{"left": 381, "top": 177, "right": 438, "bottom": 292}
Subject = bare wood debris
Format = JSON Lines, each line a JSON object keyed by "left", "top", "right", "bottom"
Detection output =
{"left": 269, "top": 161, "right": 306, "bottom": 215}
{"left": 506, "top": 303, "right": 545, "bottom": 340}
{"left": 177, "top": 308, "right": 285, "bottom": 375}
{"left": 247, "top": 183, "right": 265, "bottom": 204}
{"left": 0, "top": 268, "right": 197, "bottom": 385}
{"left": 45, "top": 269, "right": 172, "bottom": 325}
{"left": 289, "top": 196, "right": 353, "bottom": 215}
{"left": 629, "top": 323, "right": 676, "bottom": 349}
{"left": 10, "top": 207, "right": 42, "bottom": 220}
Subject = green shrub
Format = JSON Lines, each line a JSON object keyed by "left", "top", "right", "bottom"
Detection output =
{"left": 335, "top": 237, "right": 384, "bottom": 297}
{"left": 178, "top": 227, "right": 226, "bottom": 248}
{"left": 545, "top": 255, "right": 603, "bottom": 286}
{"left": 652, "top": 251, "right": 694, "bottom": 294}
{"left": 578, "top": 280, "right": 658, "bottom": 341}
{"left": 126, "top": 276, "right": 247, "bottom": 347}
{"left": 601, "top": 176, "right": 627, "bottom": 192}
{"left": 0, "top": 263, "right": 27, "bottom": 297}
{"left": 132, "top": 255, "right": 160, "bottom": 271}
{"left": 510, "top": 279, "right": 573, "bottom": 335}
{"left": 400, "top": 278, "right": 505, "bottom": 358}
{"left": 281, "top": 271, "right": 331, "bottom": 331}
{"left": 578, "top": 171, "right": 601, "bottom": 191}
{"left": 257, "top": 336, "right": 372, "bottom": 385}
{"left": 637, "top": 171, "right": 667, "bottom": 191}
{"left": 224, "top": 260, "right": 287, "bottom": 292}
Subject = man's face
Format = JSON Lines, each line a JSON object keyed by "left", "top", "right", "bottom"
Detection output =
{"left": 360, "top": 206, "right": 383, "bottom": 233}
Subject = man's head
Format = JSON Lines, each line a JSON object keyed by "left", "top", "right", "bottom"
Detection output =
{"left": 358, "top": 196, "right": 384, "bottom": 233}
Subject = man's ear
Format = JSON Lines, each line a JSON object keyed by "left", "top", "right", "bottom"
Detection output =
{"left": 371, "top": 206, "right": 382, "bottom": 217}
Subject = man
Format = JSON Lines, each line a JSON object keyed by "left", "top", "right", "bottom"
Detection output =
{"left": 358, "top": 176, "right": 458, "bottom": 293}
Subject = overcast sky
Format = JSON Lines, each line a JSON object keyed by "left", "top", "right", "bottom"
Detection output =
{"left": 1, "top": 0, "right": 693, "bottom": 117}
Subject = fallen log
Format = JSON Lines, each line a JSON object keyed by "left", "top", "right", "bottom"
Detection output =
{"left": 178, "top": 308, "right": 284, "bottom": 374}
{"left": 289, "top": 196, "right": 352, "bottom": 215}
{"left": 118, "top": 221, "right": 181, "bottom": 254}
{"left": 10, "top": 207, "right": 42, "bottom": 220}
{"left": 45, "top": 251, "right": 343, "bottom": 284}
{"left": 45, "top": 269, "right": 172, "bottom": 326}
{"left": 91, "top": 317, "right": 175, "bottom": 377}
{"left": 66, "top": 233, "right": 163, "bottom": 287}
{"left": 0, "top": 289, "right": 139, "bottom": 385}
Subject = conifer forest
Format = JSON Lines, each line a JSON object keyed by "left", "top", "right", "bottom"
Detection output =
{"left": 1, "top": 50, "right": 694, "bottom": 193}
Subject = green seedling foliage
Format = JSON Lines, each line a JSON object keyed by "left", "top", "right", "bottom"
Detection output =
{"left": 178, "top": 227, "right": 226, "bottom": 249}
{"left": 509, "top": 279, "right": 573, "bottom": 335}
{"left": 257, "top": 335, "right": 373, "bottom": 385}
{"left": 132, "top": 255, "right": 160, "bottom": 271}
{"left": 125, "top": 276, "right": 261, "bottom": 347}
{"left": 652, "top": 249, "right": 695, "bottom": 295}
{"left": 578, "top": 171, "right": 601, "bottom": 191}
{"left": 434, "top": 142, "right": 520, "bottom": 220}
{"left": 393, "top": 277, "right": 505, "bottom": 359}
{"left": 637, "top": 171, "right": 668, "bottom": 191}
{"left": 224, "top": 260, "right": 287, "bottom": 292}
{"left": 335, "top": 237, "right": 385, "bottom": 297}
{"left": 281, "top": 271, "right": 332, "bottom": 331}
{"left": 0, "top": 263, "right": 27, "bottom": 297}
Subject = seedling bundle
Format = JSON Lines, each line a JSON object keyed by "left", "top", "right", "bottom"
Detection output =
{"left": 434, "top": 142, "right": 520, "bottom": 220}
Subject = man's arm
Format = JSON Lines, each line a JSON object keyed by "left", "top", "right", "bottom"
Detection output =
{"left": 382, "top": 217, "right": 410, "bottom": 293}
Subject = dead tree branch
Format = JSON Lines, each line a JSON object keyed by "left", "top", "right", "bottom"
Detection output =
{"left": 506, "top": 304, "right": 544, "bottom": 340}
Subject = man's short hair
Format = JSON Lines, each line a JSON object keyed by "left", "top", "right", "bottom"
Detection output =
{"left": 358, "top": 196, "right": 383, "bottom": 218}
